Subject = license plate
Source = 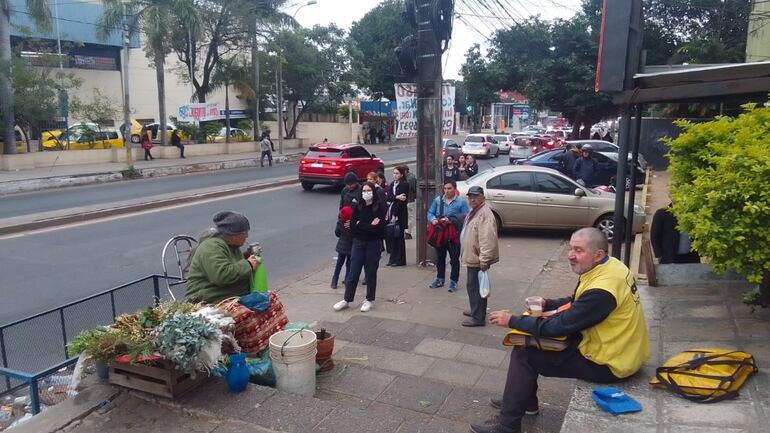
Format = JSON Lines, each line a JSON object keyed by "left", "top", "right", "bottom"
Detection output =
{"left": 311, "top": 163, "right": 323, "bottom": 168}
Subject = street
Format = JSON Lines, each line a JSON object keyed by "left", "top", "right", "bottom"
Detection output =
{"left": 0, "top": 151, "right": 508, "bottom": 325}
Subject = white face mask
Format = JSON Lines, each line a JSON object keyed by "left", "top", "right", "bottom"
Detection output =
{"left": 362, "top": 191, "right": 374, "bottom": 202}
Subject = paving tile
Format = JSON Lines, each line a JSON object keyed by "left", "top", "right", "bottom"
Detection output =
{"left": 664, "top": 302, "right": 731, "bottom": 319}
{"left": 423, "top": 358, "right": 484, "bottom": 388}
{"left": 479, "top": 334, "right": 507, "bottom": 350}
{"left": 337, "top": 343, "right": 436, "bottom": 377}
{"left": 320, "top": 364, "right": 395, "bottom": 400}
{"left": 520, "top": 404, "right": 571, "bottom": 433}
{"left": 372, "top": 330, "right": 425, "bottom": 352}
{"left": 568, "top": 381, "right": 656, "bottom": 425}
{"left": 410, "top": 323, "right": 451, "bottom": 339}
{"left": 244, "top": 392, "right": 335, "bottom": 433}
{"left": 316, "top": 320, "right": 351, "bottom": 337}
{"left": 420, "top": 417, "right": 469, "bottom": 433}
{"left": 560, "top": 408, "right": 657, "bottom": 433}
{"left": 367, "top": 402, "right": 434, "bottom": 433}
{"left": 436, "top": 387, "right": 499, "bottom": 423}
{"left": 335, "top": 325, "right": 379, "bottom": 345}
{"left": 413, "top": 338, "right": 465, "bottom": 359}
{"left": 472, "top": 368, "right": 508, "bottom": 395}
{"left": 662, "top": 396, "right": 757, "bottom": 428}
{"left": 312, "top": 406, "right": 403, "bottom": 433}
{"left": 344, "top": 314, "right": 383, "bottom": 329}
{"left": 376, "top": 318, "right": 417, "bottom": 334}
{"left": 663, "top": 319, "right": 736, "bottom": 341}
{"left": 455, "top": 344, "right": 508, "bottom": 369}
{"left": 377, "top": 375, "right": 454, "bottom": 414}
{"left": 735, "top": 319, "right": 770, "bottom": 340}
{"left": 665, "top": 427, "right": 751, "bottom": 433}
{"left": 212, "top": 420, "right": 279, "bottom": 433}
{"left": 314, "top": 389, "right": 372, "bottom": 410}
{"left": 443, "top": 329, "right": 489, "bottom": 345}
{"left": 178, "top": 378, "right": 276, "bottom": 419}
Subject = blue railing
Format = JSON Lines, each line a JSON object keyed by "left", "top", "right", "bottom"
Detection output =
{"left": 0, "top": 274, "right": 185, "bottom": 414}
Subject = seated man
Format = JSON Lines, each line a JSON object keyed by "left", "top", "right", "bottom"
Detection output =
{"left": 471, "top": 227, "right": 650, "bottom": 433}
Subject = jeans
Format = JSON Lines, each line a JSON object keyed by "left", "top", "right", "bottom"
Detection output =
{"left": 466, "top": 267, "right": 486, "bottom": 324}
{"left": 344, "top": 239, "right": 381, "bottom": 302}
{"left": 331, "top": 253, "right": 350, "bottom": 286}
{"left": 500, "top": 346, "right": 621, "bottom": 431}
{"left": 435, "top": 244, "right": 460, "bottom": 282}
{"left": 173, "top": 143, "right": 185, "bottom": 157}
{"left": 260, "top": 150, "right": 273, "bottom": 167}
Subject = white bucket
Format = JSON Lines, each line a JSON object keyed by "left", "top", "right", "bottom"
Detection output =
{"left": 269, "top": 329, "right": 317, "bottom": 396}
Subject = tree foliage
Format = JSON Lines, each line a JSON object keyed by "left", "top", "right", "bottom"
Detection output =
{"left": 665, "top": 103, "right": 770, "bottom": 299}
{"left": 459, "top": 44, "right": 498, "bottom": 132}
{"left": 348, "top": 0, "right": 411, "bottom": 100}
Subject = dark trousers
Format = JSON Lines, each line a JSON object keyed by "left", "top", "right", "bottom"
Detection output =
{"left": 344, "top": 239, "right": 381, "bottom": 302}
{"left": 500, "top": 346, "right": 621, "bottom": 431}
{"left": 387, "top": 231, "right": 406, "bottom": 265}
{"left": 173, "top": 143, "right": 185, "bottom": 157}
{"left": 261, "top": 150, "right": 273, "bottom": 167}
{"left": 466, "top": 267, "right": 486, "bottom": 323}
{"left": 143, "top": 149, "right": 153, "bottom": 160}
{"left": 436, "top": 244, "right": 460, "bottom": 282}
{"left": 331, "top": 253, "right": 350, "bottom": 286}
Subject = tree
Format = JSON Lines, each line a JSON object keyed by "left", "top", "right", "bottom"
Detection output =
{"left": 210, "top": 55, "right": 252, "bottom": 142}
{"left": 70, "top": 88, "right": 121, "bottom": 148}
{"left": 1, "top": 0, "right": 51, "bottom": 154}
{"left": 348, "top": 0, "right": 412, "bottom": 100}
{"left": 459, "top": 45, "right": 498, "bottom": 133}
{"left": 99, "top": 0, "right": 198, "bottom": 147}
{"left": 665, "top": 103, "right": 770, "bottom": 306}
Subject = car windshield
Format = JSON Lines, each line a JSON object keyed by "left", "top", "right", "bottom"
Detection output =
{"left": 306, "top": 148, "right": 343, "bottom": 158}
{"left": 494, "top": 135, "right": 508, "bottom": 142}
{"left": 465, "top": 136, "right": 484, "bottom": 143}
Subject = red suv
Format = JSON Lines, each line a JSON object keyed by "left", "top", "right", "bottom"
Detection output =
{"left": 299, "top": 144, "right": 384, "bottom": 191}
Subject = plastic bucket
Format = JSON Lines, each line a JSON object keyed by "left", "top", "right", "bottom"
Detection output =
{"left": 269, "top": 329, "right": 317, "bottom": 396}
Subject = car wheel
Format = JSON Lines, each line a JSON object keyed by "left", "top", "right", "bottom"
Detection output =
{"left": 509, "top": 158, "right": 514, "bottom": 164}
{"left": 130, "top": 134, "right": 141, "bottom": 144}
{"left": 494, "top": 149, "right": 500, "bottom": 158}
{"left": 301, "top": 181, "right": 314, "bottom": 191}
{"left": 493, "top": 211, "right": 503, "bottom": 232}
{"left": 595, "top": 214, "right": 621, "bottom": 241}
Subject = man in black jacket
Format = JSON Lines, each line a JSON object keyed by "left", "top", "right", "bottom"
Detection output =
{"left": 339, "top": 172, "right": 360, "bottom": 209}
{"left": 650, "top": 203, "right": 700, "bottom": 264}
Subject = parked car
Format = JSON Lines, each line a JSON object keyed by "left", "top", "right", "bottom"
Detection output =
{"left": 42, "top": 124, "right": 124, "bottom": 150}
{"left": 566, "top": 140, "right": 648, "bottom": 170}
{"left": 508, "top": 136, "right": 549, "bottom": 162}
{"left": 462, "top": 134, "right": 500, "bottom": 158}
{"left": 442, "top": 138, "right": 463, "bottom": 161}
{"left": 41, "top": 122, "right": 100, "bottom": 149}
{"left": 212, "top": 127, "right": 248, "bottom": 143}
{"left": 298, "top": 143, "right": 384, "bottom": 191}
{"left": 456, "top": 165, "right": 645, "bottom": 240}
{"left": 514, "top": 148, "right": 646, "bottom": 189}
{"left": 493, "top": 134, "right": 513, "bottom": 153}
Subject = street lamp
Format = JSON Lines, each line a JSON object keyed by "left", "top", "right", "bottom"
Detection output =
{"left": 292, "top": 0, "right": 317, "bottom": 20}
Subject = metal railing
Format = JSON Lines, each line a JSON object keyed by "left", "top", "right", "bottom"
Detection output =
{"left": 0, "top": 274, "right": 185, "bottom": 414}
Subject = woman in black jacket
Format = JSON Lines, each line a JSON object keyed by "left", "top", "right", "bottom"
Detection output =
{"left": 385, "top": 166, "right": 409, "bottom": 266}
{"left": 333, "top": 182, "right": 386, "bottom": 313}
{"left": 465, "top": 155, "right": 479, "bottom": 178}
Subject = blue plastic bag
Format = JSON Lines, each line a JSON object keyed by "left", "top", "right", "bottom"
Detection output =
{"left": 239, "top": 291, "right": 271, "bottom": 312}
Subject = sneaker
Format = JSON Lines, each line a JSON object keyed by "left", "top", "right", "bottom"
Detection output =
{"left": 448, "top": 280, "right": 458, "bottom": 292}
{"left": 489, "top": 397, "right": 539, "bottom": 415}
{"left": 429, "top": 278, "right": 445, "bottom": 288}
{"left": 360, "top": 300, "right": 374, "bottom": 312}
{"left": 333, "top": 300, "right": 349, "bottom": 311}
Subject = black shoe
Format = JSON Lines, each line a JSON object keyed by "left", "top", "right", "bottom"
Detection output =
{"left": 469, "top": 420, "right": 519, "bottom": 433}
{"left": 461, "top": 318, "right": 485, "bottom": 327}
{"left": 462, "top": 310, "right": 471, "bottom": 317}
{"left": 489, "top": 398, "right": 539, "bottom": 415}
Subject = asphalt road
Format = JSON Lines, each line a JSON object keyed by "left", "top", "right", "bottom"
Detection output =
{"left": 0, "top": 148, "right": 418, "bottom": 219}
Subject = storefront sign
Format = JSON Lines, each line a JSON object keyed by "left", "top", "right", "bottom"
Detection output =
{"left": 394, "top": 83, "right": 455, "bottom": 139}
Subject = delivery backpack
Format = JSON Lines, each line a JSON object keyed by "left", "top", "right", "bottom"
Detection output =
{"left": 650, "top": 348, "right": 757, "bottom": 403}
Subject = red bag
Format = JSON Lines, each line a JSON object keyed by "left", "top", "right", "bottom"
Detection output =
{"left": 217, "top": 291, "right": 288, "bottom": 355}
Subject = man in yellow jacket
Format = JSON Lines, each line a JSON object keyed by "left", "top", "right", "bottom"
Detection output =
{"left": 470, "top": 227, "right": 650, "bottom": 433}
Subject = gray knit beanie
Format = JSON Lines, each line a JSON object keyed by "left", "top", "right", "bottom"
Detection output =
{"left": 213, "top": 211, "right": 250, "bottom": 236}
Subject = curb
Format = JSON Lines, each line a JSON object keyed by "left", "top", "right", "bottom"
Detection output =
{"left": 0, "top": 158, "right": 417, "bottom": 235}
{"left": 0, "top": 153, "right": 305, "bottom": 195}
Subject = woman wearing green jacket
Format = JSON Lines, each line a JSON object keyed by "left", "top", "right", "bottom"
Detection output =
{"left": 185, "top": 211, "right": 260, "bottom": 304}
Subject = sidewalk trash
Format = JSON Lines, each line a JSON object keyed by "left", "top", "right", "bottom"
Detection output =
{"left": 591, "top": 387, "right": 642, "bottom": 416}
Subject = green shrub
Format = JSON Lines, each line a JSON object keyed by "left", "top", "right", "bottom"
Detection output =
{"left": 664, "top": 102, "right": 770, "bottom": 298}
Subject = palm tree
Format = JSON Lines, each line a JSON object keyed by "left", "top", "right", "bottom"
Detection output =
{"left": 98, "top": 0, "right": 199, "bottom": 147}
{"left": 210, "top": 56, "right": 253, "bottom": 142}
{"left": 1, "top": 0, "right": 51, "bottom": 154}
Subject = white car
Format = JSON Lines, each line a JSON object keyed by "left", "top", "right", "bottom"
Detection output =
{"left": 493, "top": 134, "right": 513, "bottom": 153}
{"left": 462, "top": 134, "right": 500, "bottom": 158}
{"left": 508, "top": 136, "right": 537, "bottom": 161}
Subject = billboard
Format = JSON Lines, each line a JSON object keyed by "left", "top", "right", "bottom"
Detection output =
{"left": 177, "top": 103, "right": 221, "bottom": 122}
{"left": 394, "top": 83, "right": 455, "bottom": 139}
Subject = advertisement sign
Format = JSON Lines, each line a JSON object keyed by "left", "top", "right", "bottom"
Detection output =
{"left": 394, "top": 83, "right": 456, "bottom": 139}
{"left": 360, "top": 101, "right": 397, "bottom": 117}
{"left": 177, "top": 103, "right": 221, "bottom": 122}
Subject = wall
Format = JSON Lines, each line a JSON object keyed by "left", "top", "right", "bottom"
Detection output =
{"left": 260, "top": 121, "right": 357, "bottom": 145}
{"left": 747, "top": 0, "right": 770, "bottom": 62}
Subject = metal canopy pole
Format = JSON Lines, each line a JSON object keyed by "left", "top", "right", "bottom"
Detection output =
{"left": 623, "top": 105, "right": 643, "bottom": 265}
{"left": 611, "top": 107, "right": 632, "bottom": 259}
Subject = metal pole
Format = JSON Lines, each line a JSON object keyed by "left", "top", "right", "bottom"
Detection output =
{"left": 623, "top": 105, "right": 643, "bottom": 265}
{"left": 415, "top": 0, "right": 443, "bottom": 265}
{"left": 611, "top": 108, "right": 631, "bottom": 258}
{"left": 251, "top": 21, "right": 261, "bottom": 139}
{"left": 276, "top": 56, "right": 284, "bottom": 154}
{"left": 121, "top": 4, "right": 134, "bottom": 170}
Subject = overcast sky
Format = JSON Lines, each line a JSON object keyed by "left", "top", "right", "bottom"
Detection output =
{"left": 292, "top": 0, "right": 583, "bottom": 80}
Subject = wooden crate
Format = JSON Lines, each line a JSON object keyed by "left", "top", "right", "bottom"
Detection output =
{"left": 109, "top": 360, "right": 205, "bottom": 399}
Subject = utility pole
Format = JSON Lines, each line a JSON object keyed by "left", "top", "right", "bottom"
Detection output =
{"left": 121, "top": 3, "right": 134, "bottom": 170}
{"left": 250, "top": 20, "right": 261, "bottom": 140}
{"left": 276, "top": 56, "right": 284, "bottom": 154}
{"left": 415, "top": 0, "right": 444, "bottom": 265}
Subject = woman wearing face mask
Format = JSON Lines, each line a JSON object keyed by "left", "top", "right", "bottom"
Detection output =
{"left": 333, "top": 182, "right": 386, "bottom": 312}
{"left": 385, "top": 166, "right": 409, "bottom": 266}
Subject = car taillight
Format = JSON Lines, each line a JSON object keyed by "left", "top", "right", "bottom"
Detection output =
{"left": 483, "top": 143, "right": 489, "bottom": 147}
{"left": 532, "top": 146, "right": 539, "bottom": 152}
{"left": 548, "top": 141, "right": 554, "bottom": 146}
{"left": 330, "top": 161, "right": 337, "bottom": 166}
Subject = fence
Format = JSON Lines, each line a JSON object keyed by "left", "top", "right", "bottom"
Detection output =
{"left": 0, "top": 275, "right": 185, "bottom": 414}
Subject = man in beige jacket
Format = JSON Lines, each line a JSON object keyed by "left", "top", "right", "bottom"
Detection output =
{"left": 461, "top": 186, "right": 499, "bottom": 326}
